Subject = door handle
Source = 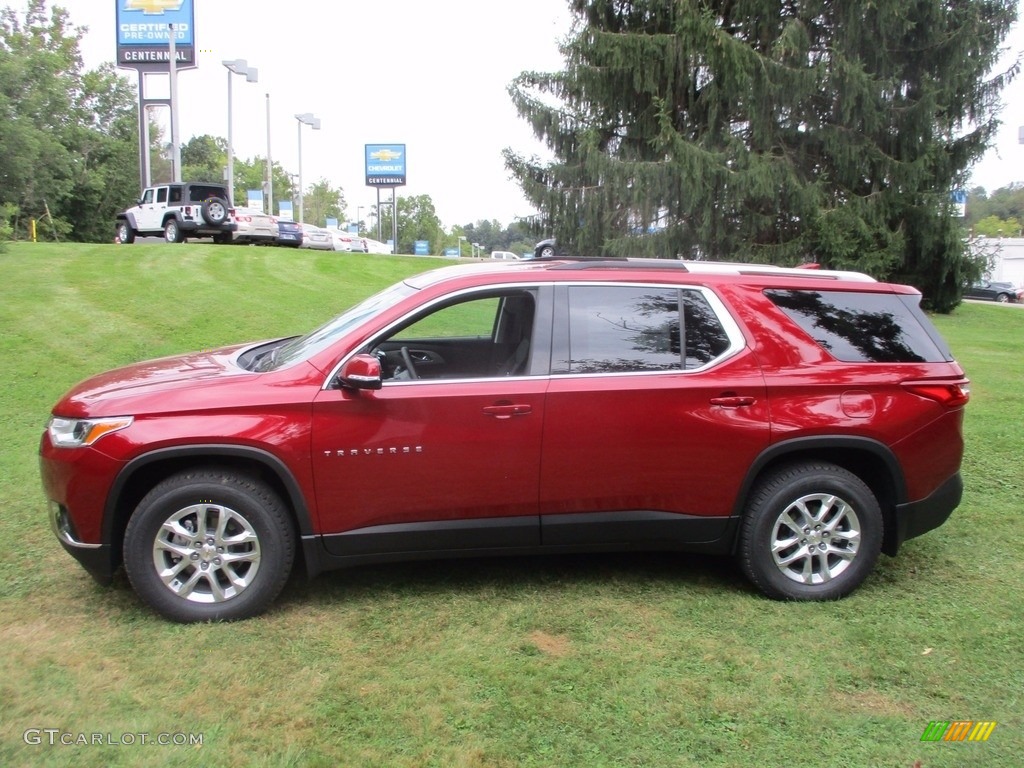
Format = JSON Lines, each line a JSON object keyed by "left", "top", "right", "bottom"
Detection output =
{"left": 709, "top": 395, "right": 756, "bottom": 408}
{"left": 483, "top": 404, "right": 532, "bottom": 419}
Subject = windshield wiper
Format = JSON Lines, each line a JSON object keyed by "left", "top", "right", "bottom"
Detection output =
{"left": 252, "top": 345, "right": 280, "bottom": 372}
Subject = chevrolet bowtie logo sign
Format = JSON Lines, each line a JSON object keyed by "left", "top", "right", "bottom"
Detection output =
{"left": 124, "top": 0, "right": 185, "bottom": 13}
{"left": 370, "top": 149, "right": 403, "bottom": 163}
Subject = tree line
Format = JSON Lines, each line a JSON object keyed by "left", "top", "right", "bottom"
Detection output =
{"left": 5, "top": 0, "right": 1020, "bottom": 309}
{"left": 1, "top": 1, "right": 137, "bottom": 243}
{"left": 967, "top": 185, "right": 1024, "bottom": 238}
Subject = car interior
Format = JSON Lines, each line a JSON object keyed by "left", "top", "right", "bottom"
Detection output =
{"left": 367, "top": 289, "right": 537, "bottom": 381}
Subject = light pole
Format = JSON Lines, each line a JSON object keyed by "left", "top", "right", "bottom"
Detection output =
{"left": 356, "top": 205, "right": 364, "bottom": 234}
{"left": 265, "top": 93, "right": 273, "bottom": 215}
{"left": 295, "top": 112, "right": 321, "bottom": 223}
{"left": 222, "top": 59, "right": 258, "bottom": 206}
{"left": 458, "top": 235, "right": 466, "bottom": 258}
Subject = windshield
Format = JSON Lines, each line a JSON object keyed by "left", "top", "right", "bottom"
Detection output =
{"left": 263, "top": 281, "right": 417, "bottom": 370}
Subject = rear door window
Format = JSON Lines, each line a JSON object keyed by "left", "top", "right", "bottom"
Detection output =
{"left": 556, "top": 285, "right": 732, "bottom": 374}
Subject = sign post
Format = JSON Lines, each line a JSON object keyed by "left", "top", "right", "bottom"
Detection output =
{"left": 115, "top": 0, "right": 197, "bottom": 189}
{"left": 365, "top": 144, "right": 406, "bottom": 251}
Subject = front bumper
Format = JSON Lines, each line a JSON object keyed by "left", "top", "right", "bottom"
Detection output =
{"left": 49, "top": 501, "right": 115, "bottom": 585}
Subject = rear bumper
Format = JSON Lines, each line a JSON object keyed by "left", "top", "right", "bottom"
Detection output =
{"left": 179, "top": 221, "right": 238, "bottom": 234}
{"left": 886, "top": 472, "right": 962, "bottom": 555}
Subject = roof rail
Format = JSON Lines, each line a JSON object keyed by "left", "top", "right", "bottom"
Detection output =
{"left": 531, "top": 256, "right": 874, "bottom": 282}
{"left": 549, "top": 257, "right": 692, "bottom": 272}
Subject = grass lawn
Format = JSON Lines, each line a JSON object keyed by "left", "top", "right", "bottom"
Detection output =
{"left": 1, "top": 241, "right": 1021, "bottom": 767}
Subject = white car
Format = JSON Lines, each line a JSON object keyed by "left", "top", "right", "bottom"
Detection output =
{"left": 299, "top": 223, "right": 333, "bottom": 251}
{"left": 490, "top": 250, "right": 523, "bottom": 261}
{"left": 364, "top": 238, "right": 392, "bottom": 254}
{"left": 328, "top": 229, "right": 361, "bottom": 252}
{"left": 231, "top": 207, "right": 278, "bottom": 245}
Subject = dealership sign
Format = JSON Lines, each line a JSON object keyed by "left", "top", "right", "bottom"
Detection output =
{"left": 116, "top": 0, "right": 196, "bottom": 69}
{"left": 365, "top": 144, "right": 407, "bottom": 187}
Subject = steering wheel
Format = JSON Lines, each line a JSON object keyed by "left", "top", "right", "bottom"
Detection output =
{"left": 400, "top": 346, "right": 419, "bottom": 380}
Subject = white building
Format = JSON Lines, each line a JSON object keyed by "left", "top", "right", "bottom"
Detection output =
{"left": 973, "top": 237, "right": 1024, "bottom": 287}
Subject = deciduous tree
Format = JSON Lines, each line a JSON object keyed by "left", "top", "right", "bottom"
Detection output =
{"left": 0, "top": 0, "right": 138, "bottom": 242}
{"left": 376, "top": 194, "right": 443, "bottom": 254}
{"left": 299, "top": 178, "right": 345, "bottom": 227}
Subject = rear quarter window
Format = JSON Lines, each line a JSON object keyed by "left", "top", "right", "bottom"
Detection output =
{"left": 765, "top": 289, "right": 950, "bottom": 363}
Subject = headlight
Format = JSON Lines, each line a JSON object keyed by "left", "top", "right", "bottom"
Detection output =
{"left": 47, "top": 416, "right": 133, "bottom": 448}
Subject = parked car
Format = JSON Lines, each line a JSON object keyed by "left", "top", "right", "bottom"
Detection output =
{"left": 41, "top": 257, "right": 969, "bottom": 622}
{"left": 274, "top": 218, "right": 303, "bottom": 248}
{"left": 328, "top": 229, "right": 360, "bottom": 252}
{"left": 964, "top": 280, "right": 1023, "bottom": 303}
{"left": 231, "top": 207, "right": 278, "bottom": 245}
{"left": 348, "top": 233, "right": 367, "bottom": 253}
{"left": 533, "top": 238, "right": 558, "bottom": 259}
{"left": 299, "top": 223, "right": 333, "bottom": 251}
{"left": 116, "top": 182, "right": 237, "bottom": 244}
{"left": 363, "top": 238, "right": 392, "bottom": 254}
{"left": 491, "top": 251, "right": 523, "bottom": 261}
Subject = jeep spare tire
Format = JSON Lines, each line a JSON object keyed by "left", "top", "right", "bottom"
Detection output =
{"left": 201, "top": 197, "right": 229, "bottom": 226}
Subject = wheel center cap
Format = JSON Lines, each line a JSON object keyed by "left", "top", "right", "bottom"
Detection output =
{"left": 199, "top": 543, "right": 217, "bottom": 562}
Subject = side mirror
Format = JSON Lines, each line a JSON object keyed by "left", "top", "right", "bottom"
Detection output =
{"left": 338, "top": 354, "right": 382, "bottom": 391}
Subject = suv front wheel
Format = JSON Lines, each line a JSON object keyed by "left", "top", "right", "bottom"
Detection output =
{"left": 737, "top": 462, "right": 882, "bottom": 601}
{"left": 116, "top": 220, "right": 135, "bottom": 244}
{"left": 123, "top": 469, "right": 295, "bottom": 622}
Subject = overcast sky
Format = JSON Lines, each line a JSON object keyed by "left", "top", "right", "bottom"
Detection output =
{"left": 68, "top": 2, "right": 1024, "bottom": 229}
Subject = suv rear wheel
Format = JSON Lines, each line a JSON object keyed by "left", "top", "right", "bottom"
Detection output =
{"left": 164, "top": 219, "right": 183, "bottom": 243}
{"left": 123, "top": 469, "right": 295, "bottom": 622}
{"left": 737, "top": 462, "right": 882, "bottom": 601}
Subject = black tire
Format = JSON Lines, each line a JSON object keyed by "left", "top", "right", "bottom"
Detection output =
{"left": 123, "top": 469, "right": 295, "bottom": 622}
{"left": 996, "top": 293, "right": 1010, "bottom": 303}
{"left": 116, "top": 220, "right": 136, "bottom": 244}
{"left": 164, "top": 218, "right": 183, "bottom": 243}
{"left": 201, "top": 197, "right": 229, "bottom": 226}
{"left": 737, "top": 462, "right": 882, "bottom": 601}
{"left": 538, "top": 245, "right": 555, "bottom": 258}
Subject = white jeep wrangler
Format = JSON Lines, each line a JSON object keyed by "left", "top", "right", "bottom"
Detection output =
{"left": 116, "top": 182, "right": 237, "bottom": 244}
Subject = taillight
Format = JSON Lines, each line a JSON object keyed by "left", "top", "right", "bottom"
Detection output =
{"left": 902, "top": 381, "right": 970, "bottom": 407}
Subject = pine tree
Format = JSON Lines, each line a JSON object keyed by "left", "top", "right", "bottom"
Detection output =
{"left": 505, "top": 0, "right": 1018, "bottom": 310}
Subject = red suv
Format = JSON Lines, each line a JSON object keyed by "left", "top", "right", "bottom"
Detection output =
{"left": 40, "top": 259, "right": 969, "bottom": 621}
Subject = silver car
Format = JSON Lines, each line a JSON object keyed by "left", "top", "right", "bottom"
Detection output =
{"left": 299, "top": 223, "right": 333, "bottom": 251}
{"left": 231, "top": 207, "right": 278, "bottom": 245}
